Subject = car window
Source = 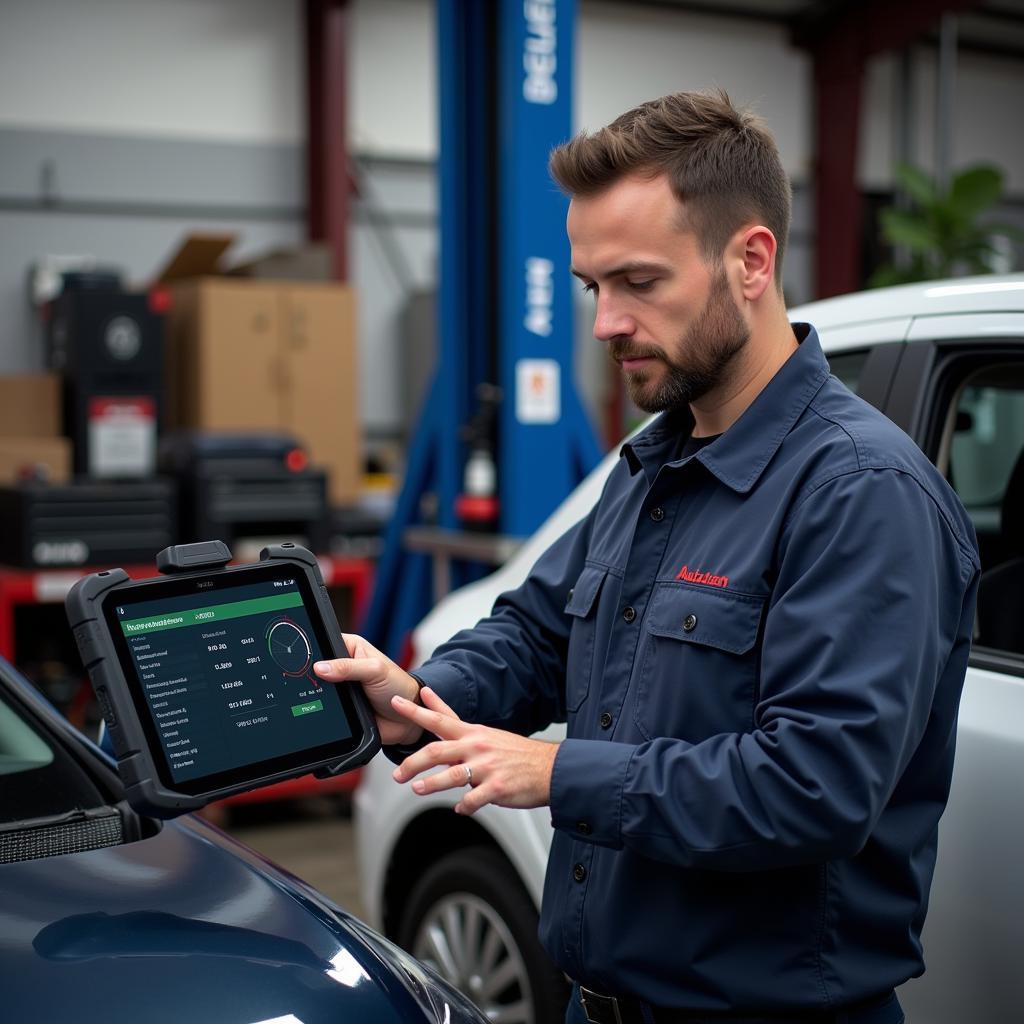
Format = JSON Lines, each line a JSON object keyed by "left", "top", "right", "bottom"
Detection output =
{"left": 0, "top": 681, "right": 108, "bottom": 826}
{"left": 939, "top": 362, "right": 1024, "bottom": 657}
{"left": 828, "top": 350, "right": 870, "bottom": 394}
{"left": 0, "top": 698, "right": 54, "bottom": 776}
{"left": 950, "top": 383, "right": 1024, "bottom": 514}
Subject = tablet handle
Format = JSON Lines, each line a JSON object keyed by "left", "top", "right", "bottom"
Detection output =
{"left": 156, "top": 540, "right": 232, "bottom": 575}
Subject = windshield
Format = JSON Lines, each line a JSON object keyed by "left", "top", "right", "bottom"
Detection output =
{"left": 0, "top": 677, "right": 107, "bottom": 826}
{"left": 0, "top": 698, "right": 54, "bottom": 777}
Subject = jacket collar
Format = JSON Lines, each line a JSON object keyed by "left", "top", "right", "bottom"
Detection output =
{"left": 620, "top": 323, "right": 831, "bottom": 493}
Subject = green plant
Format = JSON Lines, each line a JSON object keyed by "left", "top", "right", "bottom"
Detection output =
{"left": 870, "top": 162, "right": 1021, "bottom": 287}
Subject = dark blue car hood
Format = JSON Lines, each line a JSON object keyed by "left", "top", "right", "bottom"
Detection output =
{"left": 0, "top": 813, "right": 420, "bottom": 1024}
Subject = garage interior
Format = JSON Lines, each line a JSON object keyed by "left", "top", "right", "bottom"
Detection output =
{"left": 1, "top": 0, "right": 1023, "bottom": 1020}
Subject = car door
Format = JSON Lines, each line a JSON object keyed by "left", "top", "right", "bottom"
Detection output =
{"left": 881, "top": 313, "right": 1024, "bottom": 1023}
{"left": 814, "top": 318, "right": 909, "bottom": 416}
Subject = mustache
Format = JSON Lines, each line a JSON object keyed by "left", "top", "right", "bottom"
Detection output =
{"left": 608, "top": 339, "right": 664, "bottom": 364}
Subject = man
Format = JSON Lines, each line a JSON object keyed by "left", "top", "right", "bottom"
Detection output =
{"left": 315, "top": 91, "right": 979, "bottom": 1024}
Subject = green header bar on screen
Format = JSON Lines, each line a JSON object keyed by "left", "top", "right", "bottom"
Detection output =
{"left": 120, "top": 592, "right": 303, "bottom": 636}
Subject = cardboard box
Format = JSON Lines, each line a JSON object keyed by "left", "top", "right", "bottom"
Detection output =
{"left": 156, "top": 233, "right": 234, "bottom": 284}
{"left": 228, "top": 244, "right": 334, "bottom": 282}
{"left": 157, "top": 233, "right": 361, "bottom": 506}
{"left": 166, "top": 277, "right": 359, "bottom": 505}
{"left": 0, "top": 374, "right": 62, "bottom": 438}
{"left": 155, "top": 234, "right": 332, "bottom": 283}
{"left": 282, "top": 283, "right": 360, "bottom": 506}
{"left": 0, "top": 437, "right": 72, "bottom": 484}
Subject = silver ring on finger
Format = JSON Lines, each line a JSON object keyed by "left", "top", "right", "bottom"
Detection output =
{"left": 463, "top": 764, "right": 473, "bottom": 787}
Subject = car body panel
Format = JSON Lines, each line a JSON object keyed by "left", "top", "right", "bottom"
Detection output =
{"left": 791, "top": 276, "right": 1024, "bottom": 329}
{"left": 0, "top": 813, "right": 422, "bottom": 1024}
{"left": 898, "top": 662, "right": 1024, "bottom": 1018}
{"left": 905, "top": 311, "right": 1024, "bottom": 342}
{"left": 355, "top": 771, "right": 555, "bottom": 927}
{"left": 812, "top": 317, "right": 912, "bottom": 351}
{"left": 0, "top": 660, "right": 489, "bottom": 1024}
{"left": 357, "top": 274, "right": 1024, "bottom": 1021}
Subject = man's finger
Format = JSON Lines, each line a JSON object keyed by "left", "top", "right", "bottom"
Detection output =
{"left": 455, "top": 785, "right": 488, "bottom": 816}
{"left": 393, "top": 740, "right": 462, "bottom": 783}
{"left": 390, "top": 694, "right": 467, "bottom": 738}
{"left": 419, "top": 686, "right": 457, "bottom": 717}
{"left": 407, "top": 762, "right": 473, "bottom": 796}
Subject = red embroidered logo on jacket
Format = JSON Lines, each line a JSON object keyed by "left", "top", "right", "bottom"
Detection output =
{"left": 676, "top": 565, "right": 729, "bottom": 588}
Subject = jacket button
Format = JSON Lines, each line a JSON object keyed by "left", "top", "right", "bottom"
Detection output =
{"left": 650, "top": 506, "right": 665, "bottom": 522}
{"left": 577, "top": 821, "right": 592, "bottom": 836}
{"left": 622, "top": 606, "right": 636, "bottom": 623}
{"left": 683, "top": 614, "right": 698, "bottom": 632}
{"left": 573, "top": 863, "right": 587, "bottom": 883}
{"left": 599, "top": 711, "right": 613, "bottom": 729}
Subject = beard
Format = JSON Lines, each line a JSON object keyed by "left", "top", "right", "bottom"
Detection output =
{"left": 609, "top": 267, "right": 751, "bottom": 413}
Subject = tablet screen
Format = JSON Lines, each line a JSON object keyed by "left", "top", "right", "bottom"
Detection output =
{"left": 102, "top": 564, "right": 357, "bottom": 795}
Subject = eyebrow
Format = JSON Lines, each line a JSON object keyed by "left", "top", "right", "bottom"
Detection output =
{"left": 569, "top": 260, "right": 673, "bottom": 280}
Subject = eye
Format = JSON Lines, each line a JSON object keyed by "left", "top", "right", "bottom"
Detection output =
{"left": 628, "top": 279, "right": 655, "bottom": 292}
{"left": 580, "top": 281, "right": 597, "bottom": 296}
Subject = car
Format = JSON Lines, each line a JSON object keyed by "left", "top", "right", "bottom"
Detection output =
{"left": 355, "top": 273, "right": 1024, "bottom": 1024}
{"left": 0, "top": 655, "right": 489, "bottom": 1024}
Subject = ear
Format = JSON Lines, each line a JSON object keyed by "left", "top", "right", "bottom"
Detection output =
{"left": 736, "top": 225, "right": 776, "bottom": 302}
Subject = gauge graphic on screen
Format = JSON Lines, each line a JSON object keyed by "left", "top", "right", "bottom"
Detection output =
{"left": 266, "top": 618, "right": 313, "bottom": 676}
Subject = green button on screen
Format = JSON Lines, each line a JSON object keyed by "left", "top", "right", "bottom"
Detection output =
{"left": 291, "top": 699, "right": 324, "bottom": 717}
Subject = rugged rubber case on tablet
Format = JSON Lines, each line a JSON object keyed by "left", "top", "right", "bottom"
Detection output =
{"left": 65, "top": 541, "right": 381, "bottom": 819}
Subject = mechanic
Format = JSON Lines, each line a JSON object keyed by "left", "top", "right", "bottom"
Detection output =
{"left": 315, "top": 91, "right": 980, "bottom": 1024}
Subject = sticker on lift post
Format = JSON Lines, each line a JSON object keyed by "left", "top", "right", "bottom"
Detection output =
{"left": 515, "top": 359, "right": 560, "bottom": 424}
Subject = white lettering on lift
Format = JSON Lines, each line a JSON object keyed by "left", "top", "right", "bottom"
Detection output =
{"left": 524, "top": 257, "right": 554, "bottom": 337}
{"left": 523, "top": 0, "right": 556, "bottom": 104}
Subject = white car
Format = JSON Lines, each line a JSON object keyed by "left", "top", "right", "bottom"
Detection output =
{"left": 356, "top": 274, "right": 1024, "bottom": 1024}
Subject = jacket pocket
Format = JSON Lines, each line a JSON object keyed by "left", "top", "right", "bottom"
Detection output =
{"left": 563, "top": 564, "right": 608, "bottom": 713}
{"left": 635, "top": 582, "right": 764, "bottom": 741}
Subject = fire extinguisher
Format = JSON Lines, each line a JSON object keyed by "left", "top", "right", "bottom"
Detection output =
{"left": 455, "top": 384, "right": 500, "bottom": 531}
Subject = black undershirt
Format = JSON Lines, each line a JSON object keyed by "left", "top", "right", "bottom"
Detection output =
{"left": 680, "top": 432, "right": 722, "bottom": 459}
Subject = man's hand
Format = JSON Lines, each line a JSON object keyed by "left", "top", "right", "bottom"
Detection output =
{"left": 313, "top": 634, "right": 423, "bottom": 747}
{"left": 390, "top": 686, "right": 558, "bottom": 816}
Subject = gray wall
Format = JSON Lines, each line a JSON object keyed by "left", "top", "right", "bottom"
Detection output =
{"left": 3, "top": 125, "right": 1019, "bottom": 447}
{"left": 0, "top": 128, "right": 438, "bottom": 441}
{"left": 0, "top": 124, "right": 820, "bottom": 443}
{"left": 0, "top": 127, "right": 304, "bottom": 372}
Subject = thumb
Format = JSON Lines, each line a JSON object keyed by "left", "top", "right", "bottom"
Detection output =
{"left": 313, "top": 656, "right": 388, "bottom": 686}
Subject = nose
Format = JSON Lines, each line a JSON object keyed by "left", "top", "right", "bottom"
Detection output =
{"left": 592, "top": 294, "right": 635, "bottom": 343}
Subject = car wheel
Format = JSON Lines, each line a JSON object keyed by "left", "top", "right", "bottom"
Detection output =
{"left": 398, "top": 846, "right": 569, "bottom": 1024}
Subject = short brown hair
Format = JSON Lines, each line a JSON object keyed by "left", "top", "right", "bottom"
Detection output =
{"left": 549, "top": 90, "right": 791, "bottom": 285}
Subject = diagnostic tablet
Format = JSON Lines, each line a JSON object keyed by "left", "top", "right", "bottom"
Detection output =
{"left": 66, "top": 541, "right": 380, "bottom": 818}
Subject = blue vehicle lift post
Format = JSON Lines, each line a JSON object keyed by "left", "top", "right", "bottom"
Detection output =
{"left": 363, "top": 0, "right": 601, "bottom": 658}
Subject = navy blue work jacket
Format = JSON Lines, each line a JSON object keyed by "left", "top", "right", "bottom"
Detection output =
{"left": 414, "top": 324, "right": 980, "bottom": 1013}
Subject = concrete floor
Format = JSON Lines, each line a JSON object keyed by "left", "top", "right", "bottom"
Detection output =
{"left": 224, "top": 797, "right": 367, "bottom": 921}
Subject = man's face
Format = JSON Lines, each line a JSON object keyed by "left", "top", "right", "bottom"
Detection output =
{"left": 568, "top": 173, "right": 750, "bottom": 413}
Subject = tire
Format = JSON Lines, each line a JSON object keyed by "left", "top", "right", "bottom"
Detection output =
{"left": 397, "top": 846, "right": 569, "bottom": 1024}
